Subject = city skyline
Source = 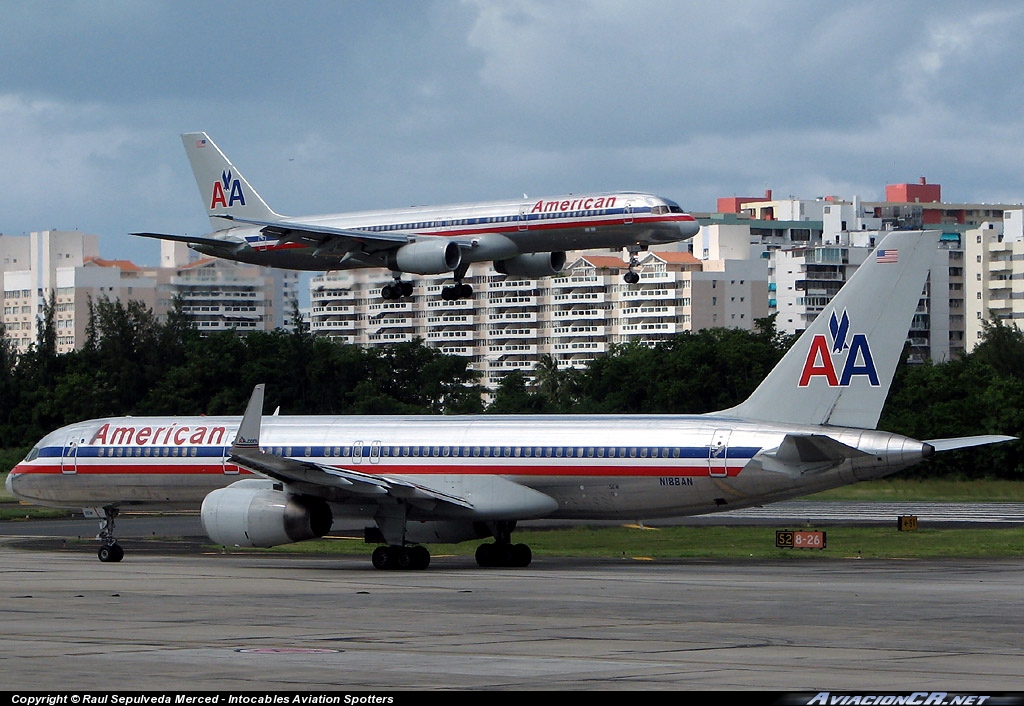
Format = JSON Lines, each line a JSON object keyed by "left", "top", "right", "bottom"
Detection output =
{"left": 3, "top": 2, "right": 1024, "bottom": 268}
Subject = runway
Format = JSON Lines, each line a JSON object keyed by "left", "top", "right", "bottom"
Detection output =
{"left": 1, "top": 544, "right": 1022, "bottom": 691}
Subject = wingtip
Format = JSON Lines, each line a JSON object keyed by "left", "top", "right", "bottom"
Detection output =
{"left": 232, "top": 384, "right": 266, "bottom": 448}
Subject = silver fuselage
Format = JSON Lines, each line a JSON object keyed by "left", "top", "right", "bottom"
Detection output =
{"left": 7, "top": 413, "right": 928, "bottom": 522}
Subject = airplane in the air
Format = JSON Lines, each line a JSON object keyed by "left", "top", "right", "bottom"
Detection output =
{"left": 6, "top": 230, "right": 1015, "bottom": 568}
{"left": 133, "top": 132, "right": 701, "bottom": 300}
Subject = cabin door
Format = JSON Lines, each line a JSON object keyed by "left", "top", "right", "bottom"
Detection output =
{"left": 222, "top": 447, "right": 240, "bottom": 475}
{"left": 61, "top": 436, "right": 79, "bottom": 475}
{"left": 708, "top": 429, "right": 731, "bottom": 478}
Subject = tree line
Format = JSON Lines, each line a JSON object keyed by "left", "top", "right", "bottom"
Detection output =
{"left": 1, "top": 298, "right": 1021, "bottom": 478}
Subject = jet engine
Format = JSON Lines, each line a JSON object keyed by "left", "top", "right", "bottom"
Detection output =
{"left": 494, "top": 252, "right": 566, "bottom": 278}
{"left": 388, "top": 239, "right": 462, "bottom": 275}
{"left": 201, "top": 479, "right": 332, "bottom": 548}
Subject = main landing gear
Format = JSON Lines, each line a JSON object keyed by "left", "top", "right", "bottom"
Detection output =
{"left": 380, "top": 274, "right": 413, "bottom": 300}
{"left": 371, "top": 544, "right": 431, "bottom": 571}
{"left": 95, "top": 507, "right": 124, "bottom": 563}
{"left": 367, "top": 520, "right": 533, "bottom": 570}
{"left": 441, "top": 264, "right": 473, "bottom": 301}
{"left": 474, "top": 521, "right": 532, "bottom": 568}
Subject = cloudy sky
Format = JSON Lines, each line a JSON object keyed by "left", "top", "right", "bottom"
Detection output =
{"left": 3, "top": 0, "right": 1024, "bottom": 265}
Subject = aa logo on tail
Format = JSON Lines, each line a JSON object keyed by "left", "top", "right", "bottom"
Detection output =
{"left": 210, "top": 170, "right": 246, "bottom": 209}
{"left": 798, "top": 310, "right": 879, "bottom": 387}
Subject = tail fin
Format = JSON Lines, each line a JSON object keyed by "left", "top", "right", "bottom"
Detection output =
{"left": 181, "top": 132, "right": 282, "bottom": 230}
{"left": 721, "top": 230, "right": 939, "bottom": 429}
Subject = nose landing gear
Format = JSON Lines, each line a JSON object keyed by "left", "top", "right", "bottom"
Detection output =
{"left": 94, "top": 507, "right": 124, "bottom": 562}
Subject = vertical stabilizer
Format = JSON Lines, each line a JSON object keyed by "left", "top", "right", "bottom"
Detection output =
{"left": 720, "top": 230, "right": 939, "bottom": 429}
{"left": 181, "top": 132, "right": 281, "bottom": 230}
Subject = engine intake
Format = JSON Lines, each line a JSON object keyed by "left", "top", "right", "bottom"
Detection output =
{"left": 201, "top": 480, "right": 332, "bottom": 548}
{"left": 494, "top": 252, "right": 566, "bottom": 278}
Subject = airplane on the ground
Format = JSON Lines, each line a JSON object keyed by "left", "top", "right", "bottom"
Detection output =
{"left": 133, "top": 132, "right": 700, "bottom": 300}
{"left": 7, "top": 230, "right": 1015, "bottom": 568}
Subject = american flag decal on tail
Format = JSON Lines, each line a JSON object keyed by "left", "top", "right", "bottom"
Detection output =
{"left": 876, "top": 248, "right": 898, "bottom": 264}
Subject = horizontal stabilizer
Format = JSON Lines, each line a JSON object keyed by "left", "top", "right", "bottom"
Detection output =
{"left": 925, "top": 435, "right": 1017, "bottom": 452}
{"left": 759, "top": 433, "right": 868, "bottom": 477}
{"left": 771, "top": 434, "right": 870, "bottom": 464}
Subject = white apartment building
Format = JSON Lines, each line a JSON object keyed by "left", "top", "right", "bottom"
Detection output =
{"left": 2, "top": 231, "right": 300, "bottom": 354}
{"left": 309, "top": 251, "right": 769, "bottom": 389}
{"left": 965, "top": 216, "right": 1024, "bottom": 347}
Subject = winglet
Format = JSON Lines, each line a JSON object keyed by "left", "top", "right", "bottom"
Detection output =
{"left": 233, "top": 384, "right": 265, "bottom": 449}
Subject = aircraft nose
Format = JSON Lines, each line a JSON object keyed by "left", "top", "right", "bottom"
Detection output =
{"left": 5, "top": 467, "right": 18, "bottom": 496}
{"left": 677, "top": 216, "right": 701, "bottom": 239}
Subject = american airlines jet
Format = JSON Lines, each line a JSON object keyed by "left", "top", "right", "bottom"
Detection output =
{"left": 7, "top": 230, "right": 1015, "bottom": 568}
{"left": 134, "top": 132, "right": 700, "bottom": 300}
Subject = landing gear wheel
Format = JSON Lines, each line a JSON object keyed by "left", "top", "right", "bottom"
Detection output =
{"left": 410, "top": 545, "right": 430, "bottom": 570}
{"left": 98, "top": 543, "right": 124, "bottom": 563}
{"left": 441, "top": 283, "right": 473, "bottom": 301}
{"left": 371, "top": 545, "right": 391, "bottom": 570}
{"left": 512, "top": 543, "right": 532, "bottom": 567}
{"left": 381, "top": 279, "right": 413, "bottom": 300}
{"left": 475, "top": 543, "right": 495, "bottom": 567}
{"left": 624, "top": 271, "right": 640, "bottom": 284}
{"left": 371, "top": 544, "right": 431, "bottom": 570}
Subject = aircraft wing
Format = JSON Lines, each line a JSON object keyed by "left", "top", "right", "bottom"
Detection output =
{"left": 227, "top": 384, "right": 474, "bottom": 512}
{"left": 227, "top": 444, "right": 475, "bottom": 512}
{"left": 216, "top": 215, "right": 479, "bottom": 254}
{"left": 218, "top": 214, "right": 412, "bottom": 246}
{"left": 132, "top": 232, "right": 247, "bottom": 249}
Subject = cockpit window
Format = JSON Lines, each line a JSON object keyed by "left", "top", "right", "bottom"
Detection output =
{"left": 653, "top": 200, "right": 685, "bottom": 215}
{"left": 24, "top": 446, "right": 40, "bottom": 462}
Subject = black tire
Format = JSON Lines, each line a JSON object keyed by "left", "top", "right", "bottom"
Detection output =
{"left": 371, "top": 546, "right": 391, "bottom": 570}
{"left": 97, "top": 544, "right": 123, "bottom": 563}
{"left": 475, "top": 543, "right": 495, "bottom": 568}
{"left": 410, "top": 545, "right": 430, "bottom": 570}
{"left": 624, "top": 271, "right": 639, "bottom": 284}
{"left": 401, "top": 281, "right": 413, "bottom": 297}
{"left": 458, "top": 283, "right": 473, "bottom": 299}
{"left": 512, "top": 543, "right": 532, "bottom": 567}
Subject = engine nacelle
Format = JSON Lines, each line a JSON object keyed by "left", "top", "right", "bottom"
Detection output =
{"left": 493, "top": 252, "right": 566, "bottom": 278}
{"left": 201, "top": 479, "right": 333, "bottom": 548}
{"left": 388, "top": 239, "right": 462, "bottom": 275}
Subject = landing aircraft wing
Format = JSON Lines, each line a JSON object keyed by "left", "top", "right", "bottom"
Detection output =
{"left": 132, "top": 232, "right": 246, "bottom": 249}
{"left": 217, "top": 214, "right": 480, "bottom": 253}
{"left": 216, "top": 214, "right": 413, "bottom": 246}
